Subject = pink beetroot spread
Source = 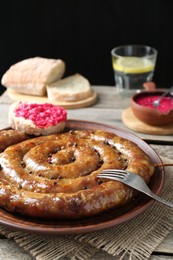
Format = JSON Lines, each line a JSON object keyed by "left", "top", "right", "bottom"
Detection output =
{"left": 136, "top": 95, "right": 173, "bottom": 113}
{"left": 15, "top": 102, "right": 67, "bottom": 128}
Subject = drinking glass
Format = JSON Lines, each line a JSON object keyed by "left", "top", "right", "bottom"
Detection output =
{"left": 111, "top": 45, "right": 158, "bottom": 96}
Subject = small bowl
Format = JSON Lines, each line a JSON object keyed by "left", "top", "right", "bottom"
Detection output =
{"left": 130, "top": 90, "right": 173, "bottom": 126}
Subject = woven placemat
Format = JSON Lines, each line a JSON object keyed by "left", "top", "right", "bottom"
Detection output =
{"left": 0, "top": 156, "right": 173, "bottom": 260}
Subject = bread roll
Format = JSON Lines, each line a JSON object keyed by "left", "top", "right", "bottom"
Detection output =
{"left": 1, "top": 57, "right": 65, "bottom": 96}
{"left": 46, "top": 73, "right": 92, "bottom": 102}
{"left": 9, "top": 101, "right": 67, "bottom": 136}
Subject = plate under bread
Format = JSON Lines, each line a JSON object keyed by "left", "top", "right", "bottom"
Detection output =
{"left": 0, "top": 120, "right": 164, "bottom": 235}
{"left": 7, "top": 88, "right": 97, "bottom": 109}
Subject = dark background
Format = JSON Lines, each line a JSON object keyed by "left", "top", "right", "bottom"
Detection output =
{"left": 0, "top": 0, "right": 172, "bottom": 95}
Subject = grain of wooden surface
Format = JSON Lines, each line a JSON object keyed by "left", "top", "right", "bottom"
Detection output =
{"left": 1, "top": 87, "right": 173, "bottom": 142}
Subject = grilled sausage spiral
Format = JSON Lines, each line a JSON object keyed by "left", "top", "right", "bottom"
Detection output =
{"left": 0, "top": 129, "right": 154, "bottom": 219}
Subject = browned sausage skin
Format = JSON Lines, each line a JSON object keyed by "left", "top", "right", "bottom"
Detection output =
{"left": 0, "top": 129, "right": 28, "bottom": 153}
{"left": 0, "top": 129, "right": 154, "bottom": 219}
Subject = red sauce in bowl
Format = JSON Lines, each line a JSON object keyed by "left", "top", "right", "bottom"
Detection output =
{"left": 15, "top": 102, "right": 67, "bottom": 128}
{"left": 136, "top": 95, "right": 173, "bottom": 113}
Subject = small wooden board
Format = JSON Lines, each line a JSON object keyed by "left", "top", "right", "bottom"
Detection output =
{"left": 122, "top": 107, "right": 173, "bottom": 135}
{"left": 7, "top": 88, "right": 97, "bottom": 109}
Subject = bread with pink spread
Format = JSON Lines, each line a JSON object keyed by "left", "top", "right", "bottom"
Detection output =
{"left": 9, "top": 101, "right": 67, "bottom": 136}
{"left": 46, "top": 73, "right": 92, "bottom": 102}
{"left": 1, "top": 57, "right": 65, "bottom": 96}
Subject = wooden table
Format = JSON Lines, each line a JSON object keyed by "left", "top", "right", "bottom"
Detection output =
{"left": 0, "top": 86, "right": 173, "bottom": 259}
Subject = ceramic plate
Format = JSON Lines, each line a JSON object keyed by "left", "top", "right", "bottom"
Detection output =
{"left": 0, "top": 120, "right": 165, "bottom": 235}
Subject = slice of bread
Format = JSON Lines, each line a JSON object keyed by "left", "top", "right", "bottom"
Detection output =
{"left": 1, "top": 57, "right": 65, "bottom": 96}
{"left": 9, "top": 101, "right": 67, "bottom": 136}
{"left": 46, "top": 73, "right": 92, "bottom": 102}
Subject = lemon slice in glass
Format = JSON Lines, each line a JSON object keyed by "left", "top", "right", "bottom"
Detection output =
{"left": 113, "top": 56, "right": 155, "bottom": 74}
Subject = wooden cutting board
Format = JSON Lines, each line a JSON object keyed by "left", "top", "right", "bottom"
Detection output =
{"left": 122, "top": 107, "right": 173, "bottom": 135}
{"left": 7, "top": 88, "right": 97, "bottom": 109}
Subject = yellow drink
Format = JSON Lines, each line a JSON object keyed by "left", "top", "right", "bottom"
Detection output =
{"left": 112, "top": 56, "right": 155, "bottom": 90}
{"left": 111, "top": 45, "right": 157, "bottom": 94}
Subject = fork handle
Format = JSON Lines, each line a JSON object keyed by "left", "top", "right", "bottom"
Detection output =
{"left": 146, "top": 191, "right": 173, "bottom": 208}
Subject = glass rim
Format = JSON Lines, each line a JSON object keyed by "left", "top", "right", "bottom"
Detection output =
{"left": 111, "top": 44, "right": 158, "bottom": 58}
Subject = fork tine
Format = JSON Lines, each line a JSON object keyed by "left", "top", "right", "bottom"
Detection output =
{"left": 99, "top": 172, "right": 126, "bottom": 178}
{"left": 98, "top": 174, "right": 123, "bottom": 181}
{"left": 98, "top": 173, "right": 125, "bottom": 179}
{"left": 102, "top": 169, "right": 127, "bottom": 174}
{"left": 100, "top": 170, "right": 127, "bottom": 178}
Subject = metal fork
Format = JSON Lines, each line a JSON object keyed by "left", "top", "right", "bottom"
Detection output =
{"left": 98, "top": 169, "right": 173, "bottom": 208}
